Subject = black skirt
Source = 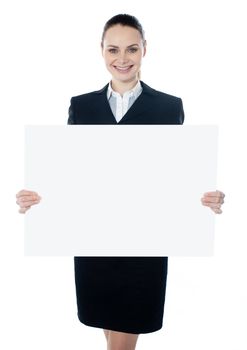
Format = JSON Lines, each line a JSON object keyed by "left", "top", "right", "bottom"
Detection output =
{"left": 74, "top": 256, "right": 168, "bottom": 334}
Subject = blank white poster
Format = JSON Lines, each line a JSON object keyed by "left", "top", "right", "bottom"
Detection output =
{"left": 24, "top": 125, "right": 218, "bottom": 256}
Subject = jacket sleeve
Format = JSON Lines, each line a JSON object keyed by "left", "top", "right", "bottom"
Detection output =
{"left": 67, "top": 97, "right": 75, "bottom": 125}
{"left": 179, "top": 98, "right": 185, "bottom": 125}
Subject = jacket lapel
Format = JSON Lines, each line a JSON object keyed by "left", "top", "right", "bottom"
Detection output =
{"left": 94, "top": 84, "right": 117, "bottom": 124}
{"left": 95, "top": 81, "right": 157, "bottom": 124}
{"left": 118, "top": 81, "right": 157, "bottom": 124}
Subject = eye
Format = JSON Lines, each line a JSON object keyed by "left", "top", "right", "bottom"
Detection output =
{"left": 108, "top": 48, "right": 118, "bottom": 54}
{"left": 128, "top": 47, "right": 138, "bottom": 53}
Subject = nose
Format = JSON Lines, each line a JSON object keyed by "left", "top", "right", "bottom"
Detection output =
{"left": 117, "top": 50, "right": 129, "bottom": 64}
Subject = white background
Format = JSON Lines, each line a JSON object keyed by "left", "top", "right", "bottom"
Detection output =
{"left": 0, "top": 0, "right": 246, "bottom": 349}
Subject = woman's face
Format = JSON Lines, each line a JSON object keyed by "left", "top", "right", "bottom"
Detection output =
{"left": 102, "top": 24, "right": 146, "bottom": 84}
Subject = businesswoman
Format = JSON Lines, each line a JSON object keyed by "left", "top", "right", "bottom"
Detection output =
{"left": 16, "top": 14, "right": 225, "bottom": 350}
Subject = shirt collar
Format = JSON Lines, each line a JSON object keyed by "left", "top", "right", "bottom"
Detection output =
{"left": 107, "top": 80, "right": 142, "bottom": 100}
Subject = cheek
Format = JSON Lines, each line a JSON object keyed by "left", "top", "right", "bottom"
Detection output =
{"left": 104, "top": 54, "right": 115, "bottom": 66}
{"left": 134, "top": 52, "right": 143, "bottom": 62}
{"left": 133, "top": 56, "right": 142, "bottom": 66}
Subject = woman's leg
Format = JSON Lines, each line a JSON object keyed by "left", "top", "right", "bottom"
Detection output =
{"left": 106, "top": 330, "right": 139, "bottom": 350}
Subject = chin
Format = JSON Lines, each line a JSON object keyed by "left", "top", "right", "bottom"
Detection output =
{"left": 112, "top": 72, "right": 138, "bottom": 83}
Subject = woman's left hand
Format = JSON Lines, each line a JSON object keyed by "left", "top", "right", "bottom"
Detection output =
{"left": 201, "top": 190, "right": 225, "bottom": 214}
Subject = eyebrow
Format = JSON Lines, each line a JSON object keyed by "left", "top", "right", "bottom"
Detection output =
{"left": 106, "top": 44, "right": 139, "bottom": 48}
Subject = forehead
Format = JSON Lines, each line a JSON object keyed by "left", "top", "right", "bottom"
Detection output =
{"left": 103, "top": 24, "right": 142, "bottom": 46}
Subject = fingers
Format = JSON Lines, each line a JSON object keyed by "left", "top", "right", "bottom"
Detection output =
{"left": 16, "top": 189, "right": 40, "bottom": 198}
{"left": 202, "top": 201, "right": 223, "bottom": 214}
{"left": 210, "top": 207, "right": 222, "bottom": 214}
{"left": 203, "top": 190, "right": 225, "bottom": 201}
{"left": 16, "top": 197, "right": 41, "bottom": 207}
{"left": 16, "top": 189, "right": 42, "bottom": 214}
{"left": 201, "top": 189, "right": 225, "bottom": 214}
{"left": 201, "top": 200, "right": 222, "bottom": 208}
{"left": 202, "top": 190, "right": 225, "bottom": 204}
{"left": 202, "top": 197, "right": 224, "bottom": 205}
{"left": 18, "top": 206, "right": 31, "bottom": 214}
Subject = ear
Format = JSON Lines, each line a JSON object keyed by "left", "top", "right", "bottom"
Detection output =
{"left": 101, "top": 42, "right": 104, "bottom": 56}
{"left": 143, "top": 40, "right": 147, "bottom": 57}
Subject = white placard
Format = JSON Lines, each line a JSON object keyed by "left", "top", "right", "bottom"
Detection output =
{"left": 24, "top": 125, "right": 218, "bottom": 256}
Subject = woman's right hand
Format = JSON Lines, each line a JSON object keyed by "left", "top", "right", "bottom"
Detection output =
{"left": 16, "top": 189, "right": 42, "bottom": 214}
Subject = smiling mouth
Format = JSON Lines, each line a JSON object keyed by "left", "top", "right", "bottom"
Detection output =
{"left": 113, "top": 65, "right": 134, "bottom": 73}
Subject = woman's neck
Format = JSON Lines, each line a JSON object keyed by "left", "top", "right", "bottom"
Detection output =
{"left": 111, "top": 78, "right": 139, "bottom": 96}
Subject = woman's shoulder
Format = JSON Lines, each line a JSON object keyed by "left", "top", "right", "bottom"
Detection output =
{"left": 141, "top": 81, "right": 183, "bottom": 103}
{"left": 70, "top": 84, "right": 109, "bottom": 102}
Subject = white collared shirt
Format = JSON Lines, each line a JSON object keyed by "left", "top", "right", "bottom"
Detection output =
{"left": 107, "top": 80, "right": 143, "bottom": 123}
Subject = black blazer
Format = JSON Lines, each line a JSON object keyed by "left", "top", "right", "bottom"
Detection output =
{"left": 67, "top": 81, "right": 184, "bottom": 125}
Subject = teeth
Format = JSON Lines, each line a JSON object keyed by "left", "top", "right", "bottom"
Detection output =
{"left": 115, "top": 66, "right": 131, "bottom": 71}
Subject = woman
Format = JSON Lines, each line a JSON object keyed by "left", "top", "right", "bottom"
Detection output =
{"left": 16, "top": 14, "right": 225, "bottom": 350}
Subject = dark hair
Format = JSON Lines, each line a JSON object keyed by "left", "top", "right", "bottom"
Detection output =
{"left": 101, "top": 14, "right": 145, "bottom": 46}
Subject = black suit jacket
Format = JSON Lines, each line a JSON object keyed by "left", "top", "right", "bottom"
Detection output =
{"left": 67, "top": 81, "right": 184, "bottom": 125}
